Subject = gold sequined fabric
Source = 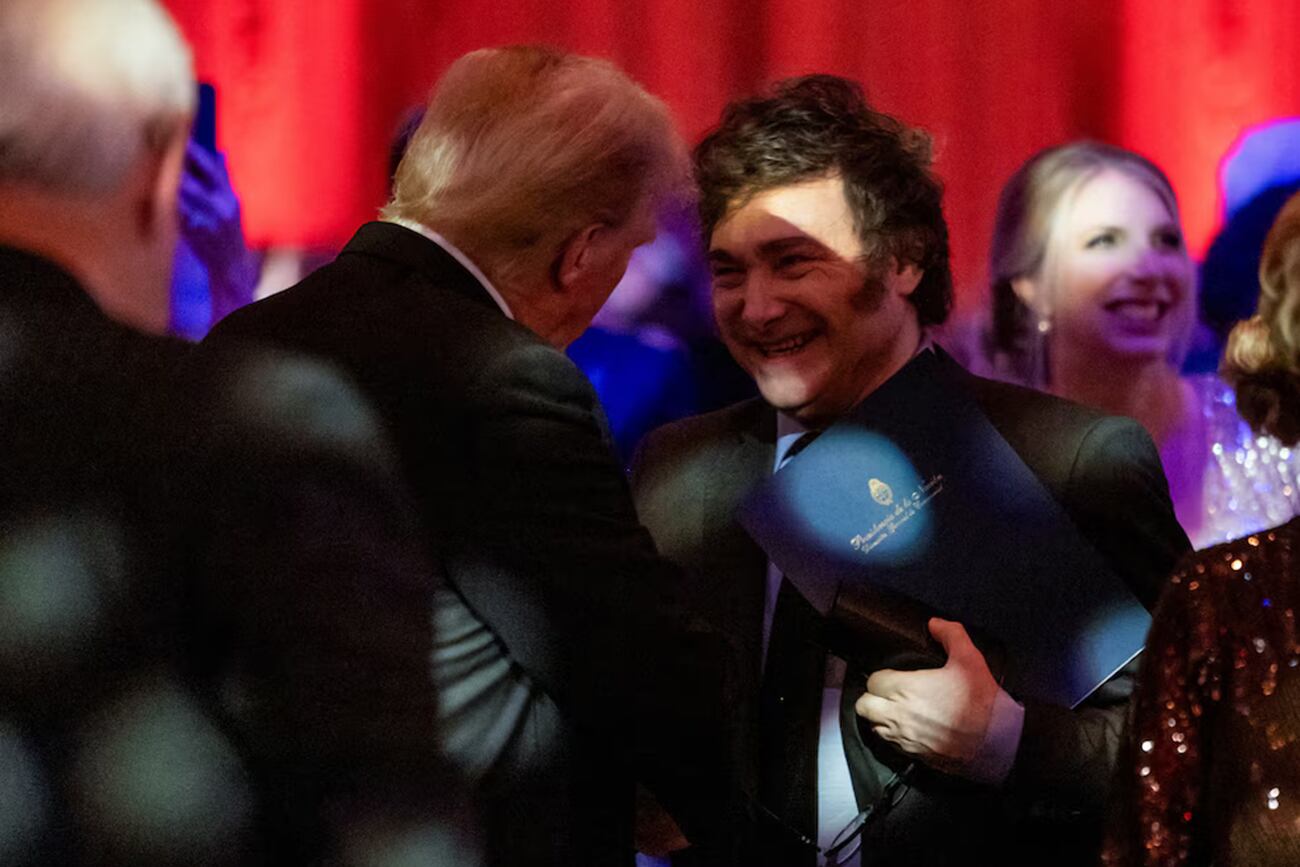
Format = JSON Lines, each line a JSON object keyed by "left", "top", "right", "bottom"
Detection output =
{"left": 1103, "top": 517, "right": 1300, "bottom": 866}
{"left": 1194, "top": 375, "right": 1300, "bottom": 550}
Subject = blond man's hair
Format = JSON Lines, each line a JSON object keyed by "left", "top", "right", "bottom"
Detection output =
{"left": 382, "top": 46, "right": 688, "bottom": 293}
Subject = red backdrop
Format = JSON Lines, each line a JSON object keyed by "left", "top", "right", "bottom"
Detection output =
{"left": 162, "top": 0, "right": 1300, "bottom": 311}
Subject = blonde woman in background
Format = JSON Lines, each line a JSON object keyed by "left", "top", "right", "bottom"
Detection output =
{"left": 979, "top": 141, "right": 1299, "bottom": 548}
{"left": 1103, "top": 188, "right": 1300, "bottom": 866}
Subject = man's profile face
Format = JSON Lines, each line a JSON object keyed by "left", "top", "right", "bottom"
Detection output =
{"left": 708, "top": 174, "right": 922, "bottom": 427}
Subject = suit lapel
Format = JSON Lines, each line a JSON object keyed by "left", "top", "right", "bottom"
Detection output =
{"left": 703, "top": 400, "right": 774, "bottom": 662}
{"left": 688, "top": 402, "right": 776, "bottom": 808}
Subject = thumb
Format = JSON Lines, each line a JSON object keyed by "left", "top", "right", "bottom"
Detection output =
{"left": 928, "top": 617, "right": 975, "bottom": 663}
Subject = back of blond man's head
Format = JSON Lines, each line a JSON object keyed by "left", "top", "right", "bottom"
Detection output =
{"left": 382, "top": 46, "right": 688, "bottom": 292}
{"left": 0, "top": 0, "right": 195, "bottom": 196}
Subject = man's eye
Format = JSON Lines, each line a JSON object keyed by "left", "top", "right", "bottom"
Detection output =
{"left": 710, "top": 267, "right": 743, "bottom": 287}
{"left": 776, "top": 254, "right": 812, "bottom": 271}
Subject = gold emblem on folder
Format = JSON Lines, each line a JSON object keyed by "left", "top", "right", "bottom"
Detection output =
{"left": 869, "top": 478, "right": 894, "bottom": 507}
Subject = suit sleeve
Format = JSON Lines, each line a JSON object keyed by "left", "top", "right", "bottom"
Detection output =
{"left": 1006, "top": 416, "right": 1191, "bottom": 818}
{"left": 453, "top": 343, "right": 744, "bottom": 851}
{"left": 178, "top": 349, "right": 457, "bottom": 858}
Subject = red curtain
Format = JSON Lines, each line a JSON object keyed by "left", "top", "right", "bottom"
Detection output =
{"left": 162, "top": 0, "right": 1300, "bottom": 310}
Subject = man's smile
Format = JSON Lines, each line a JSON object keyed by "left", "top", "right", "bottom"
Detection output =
{"left": 754, "top": 329, "right": 819, "bottom": 358}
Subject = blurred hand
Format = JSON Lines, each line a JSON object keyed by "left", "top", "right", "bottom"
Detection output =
{"left": 178, "top": 140, "right": 258, "bottom": 322}
{"left": 854, "top": 618, "right": 1000, "bottom": 777}
{"left": 635, "top": 785, "right": 689, "bottom": 857}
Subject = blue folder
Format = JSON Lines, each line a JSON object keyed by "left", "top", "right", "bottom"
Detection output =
{"left": 738, "top": 350, "right": 1150, "bottom": 708}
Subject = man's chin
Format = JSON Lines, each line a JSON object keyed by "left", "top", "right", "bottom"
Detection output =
{"left": 755, "top": 381, "right": 814, "bottom": 417}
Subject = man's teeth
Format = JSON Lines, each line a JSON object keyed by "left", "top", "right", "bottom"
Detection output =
{"left": 761, "top": 334, "right": 812, "bottom": 356}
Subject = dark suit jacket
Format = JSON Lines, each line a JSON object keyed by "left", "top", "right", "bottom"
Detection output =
{"left": 631, "top": 354, "right": 1191, "bottom": 867}
{"left": 0, "top": 246, "right": 255, "bottom": 867}
{"left": 0, "top": 245, "right": 453, "bottom": 866}
{"left": 206, "top": 221, "right": 743, "bottom": 866}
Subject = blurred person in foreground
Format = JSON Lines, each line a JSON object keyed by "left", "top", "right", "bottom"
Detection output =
{"left": 978, "top": 142, "right": 1300, "bottom": 549}
{"left": 1103, "top": 189, "right": 1300, "bottom": 867}
{"left": 0, "top": 1, "right": 456, "bottom": 864}
{"left": 631, "top": 76, "right": 1189, "bottom": 866}
{"left": 207, "top": 45, "right": 746, "bottom": 867}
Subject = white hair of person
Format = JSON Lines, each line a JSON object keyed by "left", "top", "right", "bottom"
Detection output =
{"left": 382, "top": 45, "right": 689, "bottom": 295}
{"left": 0, "top": 0, "right": 195, "bottom": 196}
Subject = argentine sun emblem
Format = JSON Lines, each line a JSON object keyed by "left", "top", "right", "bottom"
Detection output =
{"left": 868, "top": 477, "right": 894, "bottom": 507}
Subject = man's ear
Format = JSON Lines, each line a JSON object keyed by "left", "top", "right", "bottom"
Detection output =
{"left": 554, "top": 222, "right": 606, "bottom": 292}
{"left": 887, "top": 260, "right": 924, "bottom": 298}
{"left": 134, "top": 122, "right": 188, "bottom": 241}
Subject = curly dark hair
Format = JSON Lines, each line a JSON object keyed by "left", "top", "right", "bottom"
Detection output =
{"left": 692, "top": 74, "right": 952, "bottom": 326}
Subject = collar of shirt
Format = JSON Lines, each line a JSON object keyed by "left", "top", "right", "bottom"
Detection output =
{"left": 771, "top": 333, "right": 934, "bottom": 472}
{"left": 773, "top": 412, "right": 810, "bottom": 473}
{"left": 384, "top": 217, "right": 514, "bottom": 320}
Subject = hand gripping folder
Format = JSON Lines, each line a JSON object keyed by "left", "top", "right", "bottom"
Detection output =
{"left": 739, "top": 350, "right": 1149, "bottom": 708}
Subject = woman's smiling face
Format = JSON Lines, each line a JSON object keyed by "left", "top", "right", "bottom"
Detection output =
{"left": 1032, "top": 168, "right": 1196, "bottom": 365}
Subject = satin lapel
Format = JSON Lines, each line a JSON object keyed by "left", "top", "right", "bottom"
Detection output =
{"left": 695, "top": 402, "right": 775, "bottom": 799}
{"left": 703, "top": 401, "right": 774, "bottom": 657}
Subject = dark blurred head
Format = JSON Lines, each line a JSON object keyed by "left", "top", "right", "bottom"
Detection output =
{"left": 1201, "top": 182, "right": 1300, "bottom": 341}
{"left": 387, "top": 106, "right": 425, "bottom": 192}
{"left": 1223, "top": 189, "right": 1300, "bottom": 445}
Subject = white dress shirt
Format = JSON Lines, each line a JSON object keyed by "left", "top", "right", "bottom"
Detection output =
{"left": 383, "top": 217, "right": 514, "bottom": 320}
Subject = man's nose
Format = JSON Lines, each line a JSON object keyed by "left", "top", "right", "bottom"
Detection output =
{"left": 738, "top": 275, "right": 786, "bottom": 327}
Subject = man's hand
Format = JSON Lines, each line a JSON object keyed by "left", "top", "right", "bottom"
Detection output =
{"left": 635, "top": 785, "right": 690, "bottom": 857}
{"left": 854, "top": 618, "right": 1001, "bottom": 778}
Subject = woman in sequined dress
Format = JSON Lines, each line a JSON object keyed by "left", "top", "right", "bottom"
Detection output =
{"left": 972, "top": 142, "right": 1299, "bottom": 549}
{"left": 1102, "top": 190, "right": 1300, "bottom": 866}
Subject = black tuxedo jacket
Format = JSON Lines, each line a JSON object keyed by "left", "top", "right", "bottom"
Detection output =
{"left": 0, "top": 246, "right": 449, "bottom": 865}
{"left": 631, "top": 355, "right": 1191, "bottom": 867}
{"left": 206, "top": 221, "right": 744, "bottom": 866}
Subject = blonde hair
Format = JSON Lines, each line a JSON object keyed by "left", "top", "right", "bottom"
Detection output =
{"left": 0, "top": 0, "right": 195, "bottom": 195}
{"left": 1222, "top": 189, "right": 1300, "bottom": 445}
{"left": 988, "top": 141, "right": 1192, "bottom": 385}
{"left": 381, "top": 46, "right": 688, "bottom": 293}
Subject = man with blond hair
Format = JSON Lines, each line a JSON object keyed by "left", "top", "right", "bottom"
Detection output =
{"left": 208, "top": 46, "right": 745, "bottom": 866}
